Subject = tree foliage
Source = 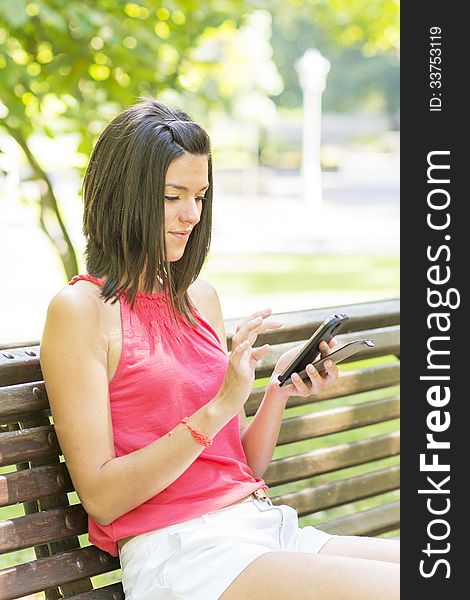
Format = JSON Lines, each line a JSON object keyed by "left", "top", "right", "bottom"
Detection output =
{"left": 270, "top": 0, "right": 399, "bottom": 56}
{"left": 0, "top": 0, "right": 255, "bottom": 276}
{"left": 268, "top": 0, "right": 399, "bottom": 114}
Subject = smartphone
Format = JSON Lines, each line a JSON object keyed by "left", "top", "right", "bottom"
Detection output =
{"left": 284, "top": 340, "right": 375, "bottom": 384}
{"left": 280, "top": 339, "right": 375, "bottom": 386}
{"left": 277, "top": 313, "right": 349, "bottom": 387}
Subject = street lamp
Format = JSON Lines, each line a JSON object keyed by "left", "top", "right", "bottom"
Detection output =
{"left": 296, "top": 48, "right": 330, "bottom": 226}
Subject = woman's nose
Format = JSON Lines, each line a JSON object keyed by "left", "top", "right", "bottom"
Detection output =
{"left": 180, "top": 198, "right": 201, "bottom": 224}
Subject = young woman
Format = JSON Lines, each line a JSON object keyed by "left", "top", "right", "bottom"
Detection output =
{"left": 40, "top": 98, "right": 399, "bottom": 600}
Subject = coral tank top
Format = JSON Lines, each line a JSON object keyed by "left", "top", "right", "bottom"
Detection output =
{"left": 68, "top": 274, "right": 268, "bottom": 557}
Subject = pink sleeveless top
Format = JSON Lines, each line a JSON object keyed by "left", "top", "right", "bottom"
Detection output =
{"left": 68, "top": 274, "right": 267, "bottom": 557}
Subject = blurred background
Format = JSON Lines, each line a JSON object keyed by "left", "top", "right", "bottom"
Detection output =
{"left": 0, "top": 0, "right": 399, "bottom": 343}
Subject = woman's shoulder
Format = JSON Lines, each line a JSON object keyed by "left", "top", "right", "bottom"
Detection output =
{"left": 189, "top": 277, "right": 217, "bottom": 302}
{"left": 45, "top": 280, "right": 104, "bottom": 330}
{"left": 41, "top": 282, "right": 110, "bottom": 367}
{"left": 188, "top": 278, "right": 226, "bottom": 344}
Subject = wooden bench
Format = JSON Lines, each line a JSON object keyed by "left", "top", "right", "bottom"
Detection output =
{"left": 0, "top": 298, "right": 400, "bottom": 600}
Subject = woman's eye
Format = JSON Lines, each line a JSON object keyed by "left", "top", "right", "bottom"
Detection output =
{"left": 164, "top": 195, "right": 206, "bottom": 202}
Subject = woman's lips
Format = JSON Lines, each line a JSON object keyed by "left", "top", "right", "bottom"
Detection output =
{"left": 170, "top": 231, "right": 191, "bottom": 240}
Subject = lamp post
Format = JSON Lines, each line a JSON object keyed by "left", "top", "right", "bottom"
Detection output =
{"left": 296, "top": 49, "right": 330, "bottom": 225}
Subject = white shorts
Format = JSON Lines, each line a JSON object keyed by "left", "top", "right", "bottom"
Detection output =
{"left": 119, "top": 497, "right": 335, "bottom": 600}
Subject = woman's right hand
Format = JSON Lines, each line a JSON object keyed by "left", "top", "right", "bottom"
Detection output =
{"left": 217, "top": 309, "right": 282, "bottom": 412}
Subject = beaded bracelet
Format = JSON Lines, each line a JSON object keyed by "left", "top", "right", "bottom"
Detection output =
{"left": 177, "top": 417, "right": 214, "bottom": 447}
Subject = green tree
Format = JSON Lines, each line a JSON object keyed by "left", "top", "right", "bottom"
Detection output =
{"left": 269, "top": 0, "right": 399, "bottom": 114}
{"left": 270, "top": 0, "right": 399, "bottom": 56}
{"left": 0, "top": 0, "right": 252, "bottom": 278}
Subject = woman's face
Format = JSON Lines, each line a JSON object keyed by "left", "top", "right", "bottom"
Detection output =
{"left": 164, "top": 152, "right": 209, "bottom": 262}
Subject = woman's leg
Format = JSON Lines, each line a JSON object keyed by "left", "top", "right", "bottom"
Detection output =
{"left": 319, "top": 535, "right": 400, "bottom": 563}
{"left": 219, "top": 551, "right": 399, "bottom": 600}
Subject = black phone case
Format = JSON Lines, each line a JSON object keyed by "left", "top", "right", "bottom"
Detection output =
{"left": 281, "top": 339, "right": 375, "bottom": 386}
{"left": 277, "top": 313, "right": 349, "bottom": 387}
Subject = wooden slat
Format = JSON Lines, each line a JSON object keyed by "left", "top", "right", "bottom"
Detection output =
{"left": 0, "top": 362, "right": 400, "bottom": 424}
{"left": 274, "top": 466, "right": 400, "bottom": 515}
{"left": 225, "top": 298, "right": 400, "bottom": 347}
{"left": 278, "top": 396, "right": 400, "bottom": 445}
{"left": 5, "top": 414, "right": 95, "bottom": 597}
{"left": 317, "top": 501, "right": 400, "bottom": 536}
{"left": 0, "top": 462, "right": 73, "bottom": 508}
{"left": 65, "top": 583, "right": 124, "bottom": 600}
{"left": 0, "top": 340, "right": 40, "bottom": 351}
{"left": 2, "top": 416, "right": 79, "bottom": 600}
{"left": 0, "top": 381, "right": 50, "bottom": 424}
{"left": 264, "top": 431, "right": 400, "bottom": 486}
{"left": 254, "top": 326, "right": 400, "bottom": 378}
{"left": 0, "top": 504, "right": 88, "bottom": 554}
{"left": 0, "top": 425, "right": 61, "bottom": 468}
{"left": 0, "top": 545, "right": 120, "bottom": 600}
{"left": 0, "top": 346, "right": 41, "bottom": 387}
{"left": 246, "top": 362, "right": 400, "bottom": 415}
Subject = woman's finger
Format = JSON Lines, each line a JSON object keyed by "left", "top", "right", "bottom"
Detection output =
{"left": 236, "top": 308, "right": 274, "bottom": 332}
{"left": 292, "top": 366, "right": 325, "bottom": 395}
{"left": 305, "top": 364, "right": 326, "bottom": 392}
{"left": 233, "top": 339, "right": 251, "bottom": 356}
{"left": 240, "top": 313, "right": 283, "bottom": 345}
{"left": 250, "top": 307, "right": 272, "bottom": 320}
{"left": 321, "top": 359, "right": 339, "bottom": 383}
{"left": 319, "top": 340, "right": 334, "bottom": 357}
{"left": 246, "top": 316, "right": 267, "bottom": 344}
{"left": 250, "top": 344, "right": 270, "bottom": 364}
{"left": 290, "top": 372, "right": 312, "bottom": 395}
{"left": 233, "top": 315, "right": 263, "bottom": 346}
{"left": 259, "top": 319, "right": 283, "bottom": 333}
{"left": 237, "top": 308, "right": 272, "bottom": 329}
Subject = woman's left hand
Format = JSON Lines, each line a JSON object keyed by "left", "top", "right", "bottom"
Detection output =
{"left": 269, "top": 339, "right": 340, "bottom": 397}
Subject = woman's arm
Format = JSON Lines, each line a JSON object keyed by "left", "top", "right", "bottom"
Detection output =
{"left": 188, "top": 279, "right": 250, "bottom": 431}
{"left": 192, "top": 279, "right": 340, "bottom": 479}
{"left": 190, "top": 279, "right": 289, "bottom": 477}
{"left": 242, "top": 341, "right": 340, "bottom": 478}
{"left": 40, "top": 285, "right": 241, "bottom": 526}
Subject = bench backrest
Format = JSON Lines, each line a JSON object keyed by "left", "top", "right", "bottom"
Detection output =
{"left": 0, "top": 298, "right": 400, "bottom": 600}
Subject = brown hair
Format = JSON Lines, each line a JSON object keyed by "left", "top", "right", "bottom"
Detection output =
{"left": 82, "top": 97, "right": 213, "bottom": 327}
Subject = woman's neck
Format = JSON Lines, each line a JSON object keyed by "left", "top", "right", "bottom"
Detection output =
{"left": 137, "top": 273, "right": 164, "bottom": 294}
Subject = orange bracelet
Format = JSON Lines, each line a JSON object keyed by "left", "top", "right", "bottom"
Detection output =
{"left": 179, "top": 417, "right": 213, "bottom": 447}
